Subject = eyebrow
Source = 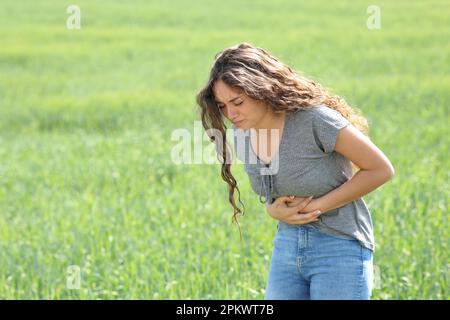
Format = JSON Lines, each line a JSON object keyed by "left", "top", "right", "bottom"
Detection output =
{"left": 215, "top": 95, "right": 242, "bottom": 104}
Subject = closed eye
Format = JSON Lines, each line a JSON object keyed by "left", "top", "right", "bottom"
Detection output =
{"left": 218, "top": 101, "right": 243, "bottom": 109}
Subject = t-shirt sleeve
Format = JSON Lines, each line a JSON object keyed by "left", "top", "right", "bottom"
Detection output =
{"left": 312, "top": 106, "right": 350, "bottom": 153}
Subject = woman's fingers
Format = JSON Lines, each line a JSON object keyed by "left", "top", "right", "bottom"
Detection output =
{"left": 274, "top": 196, "right": 294, "bottom": 205}
{"left": 273, "top": 196, "right": 318, "bottom": 224}
{"left": 287, "top": 197, "right": 313, "bottom": 214}
{"left": 285, "top": 195, "right": 313, "bottom": 207}
{"left": 274, "top": 195, "right": 312, "bottom": 207}
{"left": 287, "top": 210, "right": 322, "bottom": 225}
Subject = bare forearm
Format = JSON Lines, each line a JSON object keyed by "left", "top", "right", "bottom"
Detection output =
{"left": 318, "top": 169, "right": 394, "bottom": 213}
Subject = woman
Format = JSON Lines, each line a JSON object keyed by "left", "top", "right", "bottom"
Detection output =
{"left": 196, "top": 42, "right": 395, "bottom": 300}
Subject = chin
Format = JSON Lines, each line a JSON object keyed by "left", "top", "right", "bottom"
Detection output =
{"left": 234, "top": 121, "right": 249, "bottom": 130}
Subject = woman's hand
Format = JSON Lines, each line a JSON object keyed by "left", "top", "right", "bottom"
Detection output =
{"left": 265, "top": 196, "right": 322, "bottom": 225}
{"left": 285, "top": 195, "right": 323, "bottom": 214}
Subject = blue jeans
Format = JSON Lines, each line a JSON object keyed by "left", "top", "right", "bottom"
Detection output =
{"left": 264, "top": 221, "right": 374, "bottom": 300}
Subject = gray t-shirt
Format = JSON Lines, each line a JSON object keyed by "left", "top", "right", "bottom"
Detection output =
{"left": 232, "top": 104, "right": 375, "bottom": 251}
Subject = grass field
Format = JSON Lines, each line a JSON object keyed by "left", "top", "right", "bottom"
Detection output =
{"left": 0, "top": 0, "right": 448, "bottom": 299}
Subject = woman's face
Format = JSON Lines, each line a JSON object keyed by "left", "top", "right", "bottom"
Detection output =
{"left": 212, "top": 79, "right": 270, "bottom": 130}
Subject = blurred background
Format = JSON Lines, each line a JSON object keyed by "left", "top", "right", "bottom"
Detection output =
{"left": 0, "top": 0, "right": 448, "bottom": 299}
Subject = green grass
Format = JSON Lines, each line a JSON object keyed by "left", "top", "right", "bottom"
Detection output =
{"left": 0, "top": 0, "right": 448, "bottom": 299}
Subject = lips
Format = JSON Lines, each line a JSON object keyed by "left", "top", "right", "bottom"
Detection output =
{"left": 233, "top": 119, "right": 244, "bottom": 125}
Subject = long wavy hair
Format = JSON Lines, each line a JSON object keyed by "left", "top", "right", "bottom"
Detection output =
{"left": 196, "top": 42, "right": 369, "bottom": 239}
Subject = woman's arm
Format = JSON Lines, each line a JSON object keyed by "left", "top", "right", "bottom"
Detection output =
{"left": 301, "top": 124, "right": 395, "bottom": 214}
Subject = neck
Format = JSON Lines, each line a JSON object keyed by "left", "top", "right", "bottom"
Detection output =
{"left": 254, "top": 110, "right": 285, "bottom": 134}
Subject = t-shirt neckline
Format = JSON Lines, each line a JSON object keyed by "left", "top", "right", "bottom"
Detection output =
{"left": 249, "top": 111, "right": 291, "bottom": 167}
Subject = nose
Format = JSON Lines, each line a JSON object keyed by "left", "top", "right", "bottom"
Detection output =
{"left": 224, "top": 105, "right": 239, "bottom": 120}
